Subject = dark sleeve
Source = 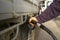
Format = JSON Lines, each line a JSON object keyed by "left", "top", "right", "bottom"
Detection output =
{"left": 36, "top": 0, "right": 60, "bottom": 24}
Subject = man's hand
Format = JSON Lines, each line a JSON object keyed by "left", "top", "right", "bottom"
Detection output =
{"left": 29, "top": 17, "right": 38, "bottom": 27}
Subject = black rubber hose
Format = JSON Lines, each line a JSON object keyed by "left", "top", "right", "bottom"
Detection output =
{"left": 27, "top": 16, "right": 57, "bottom": 40}
{"left": 30, "top": 20, "right": 57, "bottom": 40}
{"left": 40, "top": 25, "right": 57, "bottom": 40}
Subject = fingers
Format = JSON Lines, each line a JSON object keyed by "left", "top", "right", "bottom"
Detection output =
{"left": 29, "top": 17, "right": 33, "bottom": 23}
{"left": 30, "top": 23, "right": 35, "bottom": 27}
{"left": 29, "top": 17, "right": 38, "bottom": 27}
{"left": 29, "top": 17, "right": 38, "bottom": 23}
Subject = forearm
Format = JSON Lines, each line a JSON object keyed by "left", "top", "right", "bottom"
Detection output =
{"left": 36, "top": 0, "right": 60, "bottom": 24}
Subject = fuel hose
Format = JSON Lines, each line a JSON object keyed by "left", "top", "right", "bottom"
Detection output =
{"left": 28, "top": 20, "right": 57, "bottom": 40}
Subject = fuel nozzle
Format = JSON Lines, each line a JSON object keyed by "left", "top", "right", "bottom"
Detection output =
{"left": 31, "top": 20, "right": 41, "bottom": 27}
{"left": 28, "top": 20, "right": 41, "bottom": 30}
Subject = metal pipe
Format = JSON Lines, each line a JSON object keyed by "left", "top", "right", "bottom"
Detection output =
{"left": 0, "top": 15, "right": 27, "bottom": 35}
{"left": 11, "top": 26, "right": 19, "bottom": 40}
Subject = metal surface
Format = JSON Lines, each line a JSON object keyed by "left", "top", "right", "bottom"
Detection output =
{"left": 0, "top": 0, "right": 38, "bottom": 20}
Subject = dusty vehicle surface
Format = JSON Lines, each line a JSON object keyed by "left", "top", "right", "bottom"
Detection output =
{"left": 0, "top": 0, "right": 60, "bottom": 40}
